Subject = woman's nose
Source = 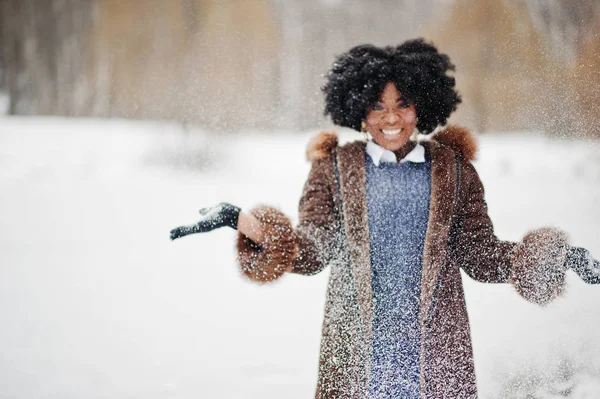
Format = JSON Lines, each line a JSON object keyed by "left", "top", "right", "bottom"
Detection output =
{"left": 384, "top": 110, "right": 400, "bottom": 124}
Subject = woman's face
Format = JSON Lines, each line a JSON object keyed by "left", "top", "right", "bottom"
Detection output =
{"left": 364, "top": 81, "right": 417, "bottom": 151}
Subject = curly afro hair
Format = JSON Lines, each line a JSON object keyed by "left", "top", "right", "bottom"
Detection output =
{"left": 322, "top": 38, "right": 461, "bottom": 134}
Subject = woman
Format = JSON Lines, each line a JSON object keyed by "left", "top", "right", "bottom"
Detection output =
{"left": 170, "top": 39, "right": 599, "bottom": 398}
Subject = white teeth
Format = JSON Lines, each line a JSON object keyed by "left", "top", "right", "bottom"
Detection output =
{"left": 382, "top": 129, "right": 402, "bottom": 136}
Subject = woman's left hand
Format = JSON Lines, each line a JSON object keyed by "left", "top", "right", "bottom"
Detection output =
{"left": 170, "top": 202, "right": 241, "bottom": 240}
{"left": 565, "top": 246, "right": 600, "bottom": 284}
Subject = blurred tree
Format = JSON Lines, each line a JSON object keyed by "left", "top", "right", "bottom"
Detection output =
{"left": 424, "top": 0, "right": 600, "bottom": 137}
{"left": 574, "top": 29, "right": 600, "bottom": 137}
{"left": 522, "top": 0, "right": 600, "bottom": 62}
{"left": 87, "top": 0, "right": 280, "bottom": 129}
{"left": 0, "top": 0, "right": 598, "bottom": 136}
{"left": 0, "top": 0, "right": 93, "bottom": 115}
{"left": 0, "top": 0, "right": 4, "bottom": 91}
{"left": 522, "top": 0, "right": 600, "bottom": 137}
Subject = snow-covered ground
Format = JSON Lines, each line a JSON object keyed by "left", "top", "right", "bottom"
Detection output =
{"left": 1, "top": 116, "right": 600, "bottom": 399}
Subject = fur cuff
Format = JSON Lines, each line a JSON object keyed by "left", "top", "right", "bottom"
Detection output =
{"left": 510, "top": 228, "right": 569, "bottom": 305}
{"left": 236, "top": 205, "right": 298, "bottom": 283}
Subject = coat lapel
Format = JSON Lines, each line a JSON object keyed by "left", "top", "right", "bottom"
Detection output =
{"left": 336, "top": 142, "right": 373, "bottom": 348}
{"left": 417, "top": 142, "right": 457, "bottom": 398}
{"left": 419, "top": 142, "right": 457, "bottom": 325}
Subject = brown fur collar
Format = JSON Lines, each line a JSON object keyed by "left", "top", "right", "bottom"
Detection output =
{"left": 306, "top": 125, "right": 477, "bottom": 162}
{"left": 433, "top": 125, "right": 477, "bottom": 161}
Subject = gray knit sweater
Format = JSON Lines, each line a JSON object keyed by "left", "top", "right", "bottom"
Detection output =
{"left": 365, "top": 150, "right": 432, "bottom": 398}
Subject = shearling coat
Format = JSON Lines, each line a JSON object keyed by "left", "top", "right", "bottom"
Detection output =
{"left": 236, "top": 126, "right": 569, "bottom": 399}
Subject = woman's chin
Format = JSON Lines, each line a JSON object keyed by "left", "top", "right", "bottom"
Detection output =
{"left": 378, "top": 134, "right": 411, "bottom": 151}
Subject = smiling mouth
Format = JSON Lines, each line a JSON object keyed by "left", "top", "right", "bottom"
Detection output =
{"left": 382, "top": 128, "right": 403, "bottom": 136}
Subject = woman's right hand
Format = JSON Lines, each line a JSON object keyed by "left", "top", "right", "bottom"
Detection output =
{"left": 170, "top": 202, "right": 241, "bottom": 240}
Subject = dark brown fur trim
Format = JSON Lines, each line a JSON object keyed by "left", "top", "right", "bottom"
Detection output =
{"left": 337, "top": 141, "right": 373, "bottom": 358}
{"left": 432, "top": 125, "right": 477, "bottom": 161}
{"left": 307, "top": 131, "right": 338, "bottom": 162}
{"left": 236, "top": 206, "right": 298, "bottom": 283}
{"left": 510, "top": 227, "right": 569, "bottom": 305}
{"left": 419, "top": 144, "right": 457, "bottom": 322}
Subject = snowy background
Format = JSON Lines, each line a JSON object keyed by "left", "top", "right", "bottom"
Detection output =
{"left": 1, "top": 116, "right": 600, "bottom": 398}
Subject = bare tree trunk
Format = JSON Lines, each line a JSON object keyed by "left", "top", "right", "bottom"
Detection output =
{"left": 0, "top": 0, "right": 21, "bottom": 113}
{"left": 521, "top": 0, "right": 600, "bottom": 60}
{"left": 0, "top": 0, "right": 93, "bottom": 115}
{"left": 0, "top": 0, "right": 4, "bottom": 91}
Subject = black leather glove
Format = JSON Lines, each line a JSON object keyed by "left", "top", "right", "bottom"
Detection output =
{"left": 564, "top": 246, "right": 600, "bottom": 284}
{"left": 170, "top": 202, "right": 241, "bottom": 240}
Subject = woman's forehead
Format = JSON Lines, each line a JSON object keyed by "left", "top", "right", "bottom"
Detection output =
{"left": 378, "top": 82, "right": 404, "bottom": 100}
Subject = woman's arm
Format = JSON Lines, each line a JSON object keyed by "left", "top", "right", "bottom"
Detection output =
{"left": 450, "top": 161, "right": 517, "bottom": 283}
{"left": 288, "top": 153, "right": 339, "bottom": 275}
{"left": 451, "top": 160, "right": 569, "bottom": 305}
{"left": 235, "top": 152, "right": 340, "bottom": 282}
{"left": 170, "top": 133, "right": 339, "bottom": 283}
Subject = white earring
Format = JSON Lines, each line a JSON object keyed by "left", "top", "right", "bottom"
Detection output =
{"left": 411, "top": 127, "right": 419, "bottom": 141}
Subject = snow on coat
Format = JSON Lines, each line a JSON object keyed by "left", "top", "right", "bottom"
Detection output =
{"left": 236, "top": 125, "right": 569, "bottom": 399}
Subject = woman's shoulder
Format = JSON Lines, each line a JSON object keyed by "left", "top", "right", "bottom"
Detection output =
{"left": 306, "top": 131, "right": 366, "bottom": 163}
{"left": 424, "top": 126, "right": 486, "bottom": 193}
{"left": 306, "top": 131, "right": 339, "bottom": 162}
{"left": 425, "top": 125, "right": 478, "bottom": 162}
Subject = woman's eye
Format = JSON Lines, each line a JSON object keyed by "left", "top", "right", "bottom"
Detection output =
{"left": 372, "top": 104, "right": 384, "bottom": 111}
{"left": 398, "top": 102, "right": 410, "bottom": 109}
